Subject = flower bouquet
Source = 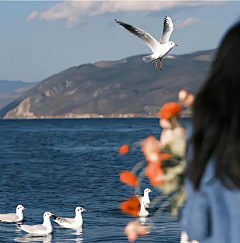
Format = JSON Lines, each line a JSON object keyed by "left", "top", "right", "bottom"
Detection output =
{"left": 118, "top": 90, "right": 195, "bottom": 242}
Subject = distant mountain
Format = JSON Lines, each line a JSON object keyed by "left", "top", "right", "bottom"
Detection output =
{"left": 0, "top": 50, "right": 215, "bottom": 119}
{"left": 0, "top": 80, "right": 39, "bottom": 109}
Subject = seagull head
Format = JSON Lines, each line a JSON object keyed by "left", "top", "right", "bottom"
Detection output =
{"left": 43, "top": 212, "right": 54, "bottom": 219}
{"left": 76, "top": 206, "right": 87, "bottom": 214}
{"left": 16, "top": 205, "right": 26, "bottom": 213}
{"left": 144, "top": 188, "right": 153, "bottom": 194}
{"left": 169, "top": 41, "right": 178, "bottom": 47}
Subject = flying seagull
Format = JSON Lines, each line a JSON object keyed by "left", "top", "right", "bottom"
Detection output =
{"left": 115, "top": 16, "right": 177, "bottom": 71}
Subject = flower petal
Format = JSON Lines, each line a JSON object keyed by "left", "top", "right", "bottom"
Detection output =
{"left": 125, "top": 221, "right": 149, "bottom": 242}
{"left": 120, "top": 171, "right": 138, "bottom": 187}
{"left": 121, "top": 197, "right": 140, "bottom": 217}
{"left": 158, "top": 103, "right": 182, "bottom": 120}
{"left": 146, "top": 164, "right": 165, "bottom": 187}
{"left": 119, "top": 145, "right": 130, "bottom": 155}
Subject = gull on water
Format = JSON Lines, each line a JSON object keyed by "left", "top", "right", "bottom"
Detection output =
{"left": 140, "top": 188, "right": 153, "bottom": 208}
{"left": 115, "top": 16, "right": 177, "bottom": 71}
{"left": 18, "top": 212, "right": 54, "bottom": 235}
{"left": 53, "top": 206, "right": 87, "bottom": 228}
{"left": 0, "top": 205, "right": 26, "bottom": 223}
{"left": 138, "top": 201, "right": 149, "bottom": 218}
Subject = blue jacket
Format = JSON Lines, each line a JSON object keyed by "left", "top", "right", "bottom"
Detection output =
{"left": 181, "top": 125, "right": 240, "bottom": 243}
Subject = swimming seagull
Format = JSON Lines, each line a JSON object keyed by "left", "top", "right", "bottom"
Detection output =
{"left": 115, "top": 16, "right": 177, "bottom": 71}
{"left": 0, "top": 205, "right": 26, "bottom": 223}
{"left": 140, "top": 188, "right": 153, "bottom": 208}
{"left": 52, "top": 206, "right": 87, "bottom": 228}
{"left": 138, "top": 201, "right": 149, "bottom": 218}
{"left": 18, "top": 212, "right": 54, "bottom": 235}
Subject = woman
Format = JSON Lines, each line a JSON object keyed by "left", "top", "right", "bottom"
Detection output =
{"left": 181, "top": 21, "right": 240, "bottom": 243}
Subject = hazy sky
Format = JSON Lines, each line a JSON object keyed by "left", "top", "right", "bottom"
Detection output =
{"left": 1, "top": 1, "right": 240, "bottom": 82}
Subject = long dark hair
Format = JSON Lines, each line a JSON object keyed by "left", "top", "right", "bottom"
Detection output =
{"left": 187, "top": 21, "right": 240, "bottom": 190}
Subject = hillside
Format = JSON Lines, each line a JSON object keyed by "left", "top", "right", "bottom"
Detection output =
{"left": 0, "top": 81, "right": 39, "bottom": 109}
{"left": 0, "top": 50, "right": 215, "bottom": 119}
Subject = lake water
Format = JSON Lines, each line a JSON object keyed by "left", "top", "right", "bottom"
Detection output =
{"left": 0, "top": 118, "right": 190, "bottom": 243}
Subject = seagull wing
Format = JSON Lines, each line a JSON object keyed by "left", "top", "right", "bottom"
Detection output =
{"left": 53, "top": 216, "right": 74, "bottom": 225}
{"left": 20, "top": 224, "right": 47, "bottom": 234}
{"left": 160, "top": 16, "right": 174, "bottom": 44}
{"left": 115, "top": 19, "right": 160, "bottom": 53}
{"left": 0, "top": 213, "right": 20, "bottom": 222}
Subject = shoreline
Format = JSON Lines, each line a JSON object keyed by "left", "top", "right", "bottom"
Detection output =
{"left": 0, "top": 115, "right": 192, "bottom": 120}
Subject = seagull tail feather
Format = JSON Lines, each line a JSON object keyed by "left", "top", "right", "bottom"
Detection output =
{"left": 142, "top": 54, "right": 155, "bottom": 64}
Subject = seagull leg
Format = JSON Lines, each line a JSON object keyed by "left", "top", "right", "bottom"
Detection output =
{"left": 160, "top": 60, "right": 163, "bottom": 71}
{"left": 155, "top": 60, "right": 157, "bottom": 71}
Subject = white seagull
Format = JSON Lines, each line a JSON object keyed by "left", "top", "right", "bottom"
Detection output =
{"left": 0, "top": 205, "right": 26, "bottom": 223}
{"left": 115, "top": 16, "right": 177, "bottom": 71}
{"left": 53, "top": 206, "right": 87, "bottom": 228}
{"left": 19, "top": 212, "right": 54, "bottom": 235}
{"left": 140, "top": 188, "right": 153, "bottom": 208}
{"left": 138, "top": 201, "right": 149, "bottom": 218}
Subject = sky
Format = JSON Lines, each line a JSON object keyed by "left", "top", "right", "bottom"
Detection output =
{"left": 1, "top": 1, "right": 240, "bottom": 82}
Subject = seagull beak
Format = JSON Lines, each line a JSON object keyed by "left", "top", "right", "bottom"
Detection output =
{"left": 51, "top": 213, "right": 55, "bottom": 216}
{"left": 24, "top": 208, "right": 26, "bottom": 210}
{"left": 83, "top": 209, "right": 88, "bottom": 212}
{"left": 150, "top": 190, "right": 153, "bottom": 193}
{"left": 175, "top": 44, "right": 178, "bottom": 46}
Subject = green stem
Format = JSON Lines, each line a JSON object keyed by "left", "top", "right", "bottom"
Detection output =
{"left": 134, "top": 168, "right": 146, "bottom": 195}
{"left": 170, "top": 116, "right": 180, "bottom": 129}
{"left": 130, "top": 161, "right": 144, "bottom": 175}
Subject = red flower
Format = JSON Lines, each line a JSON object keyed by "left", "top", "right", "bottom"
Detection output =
{"left": 120, "top": 171, "right": 138, "bottom": 187}
{"left": 141, "top": 136, "right": 161, "bottom": 158}
{"left": 121, "top": 197, "right": 141, "bottom": 217}
{"left": 158, "top": 102, "right": 182, "bottom": 120}
{"left": 146, "top": 164, "right": 165, "bottom": 187}
{"left": 125, "top": 221, "right": 149, "bottom": 242}
{"left": 183, "top": 94, "right": 195, "bottom": 107}
{"left": 178, "top": 89, "right": 188, "bottom": 101}
{"left": 119, "top": 145, "right": 130, "bottom": 155}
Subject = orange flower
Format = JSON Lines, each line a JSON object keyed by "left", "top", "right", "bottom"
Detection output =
{"left": 146, "top": 164, "right": 165, "bottom": 187}
{"left": 141, "top": 136, "right": 161, "bottom": 158}
{"left": 159, "top": 119, "right": 172, "bottom": 129}
{"left": 119, "top": 145, "right": 130, "bottom": 155}
{"left": 121, "top": 197, "right": 141, "bottom": 217}
{"left": 125, "top": 221, "right": 149, "bottom": 242}
{"left": 158, "top": 102, "right": 182, "bottom": 120}
{"left": 183, "top": 94, "right": 195, "bottom": 107}
{"left": 120, "top": 171, "right": 138, "bottom": 187}
{"left": 178, "top": 89, "right": 188, "bottom": 101}
{"left": 146, "top": 152, "right": 162, "bottom": 164}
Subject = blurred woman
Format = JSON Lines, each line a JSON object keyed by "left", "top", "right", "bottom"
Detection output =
{"left": 181, "top": 21, "right": 240, "bottom": 243}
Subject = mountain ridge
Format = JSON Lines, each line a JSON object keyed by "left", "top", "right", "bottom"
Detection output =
{"left": 0, "top": 49, "right": 215, "bottom": 119}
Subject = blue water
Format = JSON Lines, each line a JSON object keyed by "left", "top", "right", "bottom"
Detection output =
{"left": 0, "top": 119, "right": 189, "bottom": 243}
